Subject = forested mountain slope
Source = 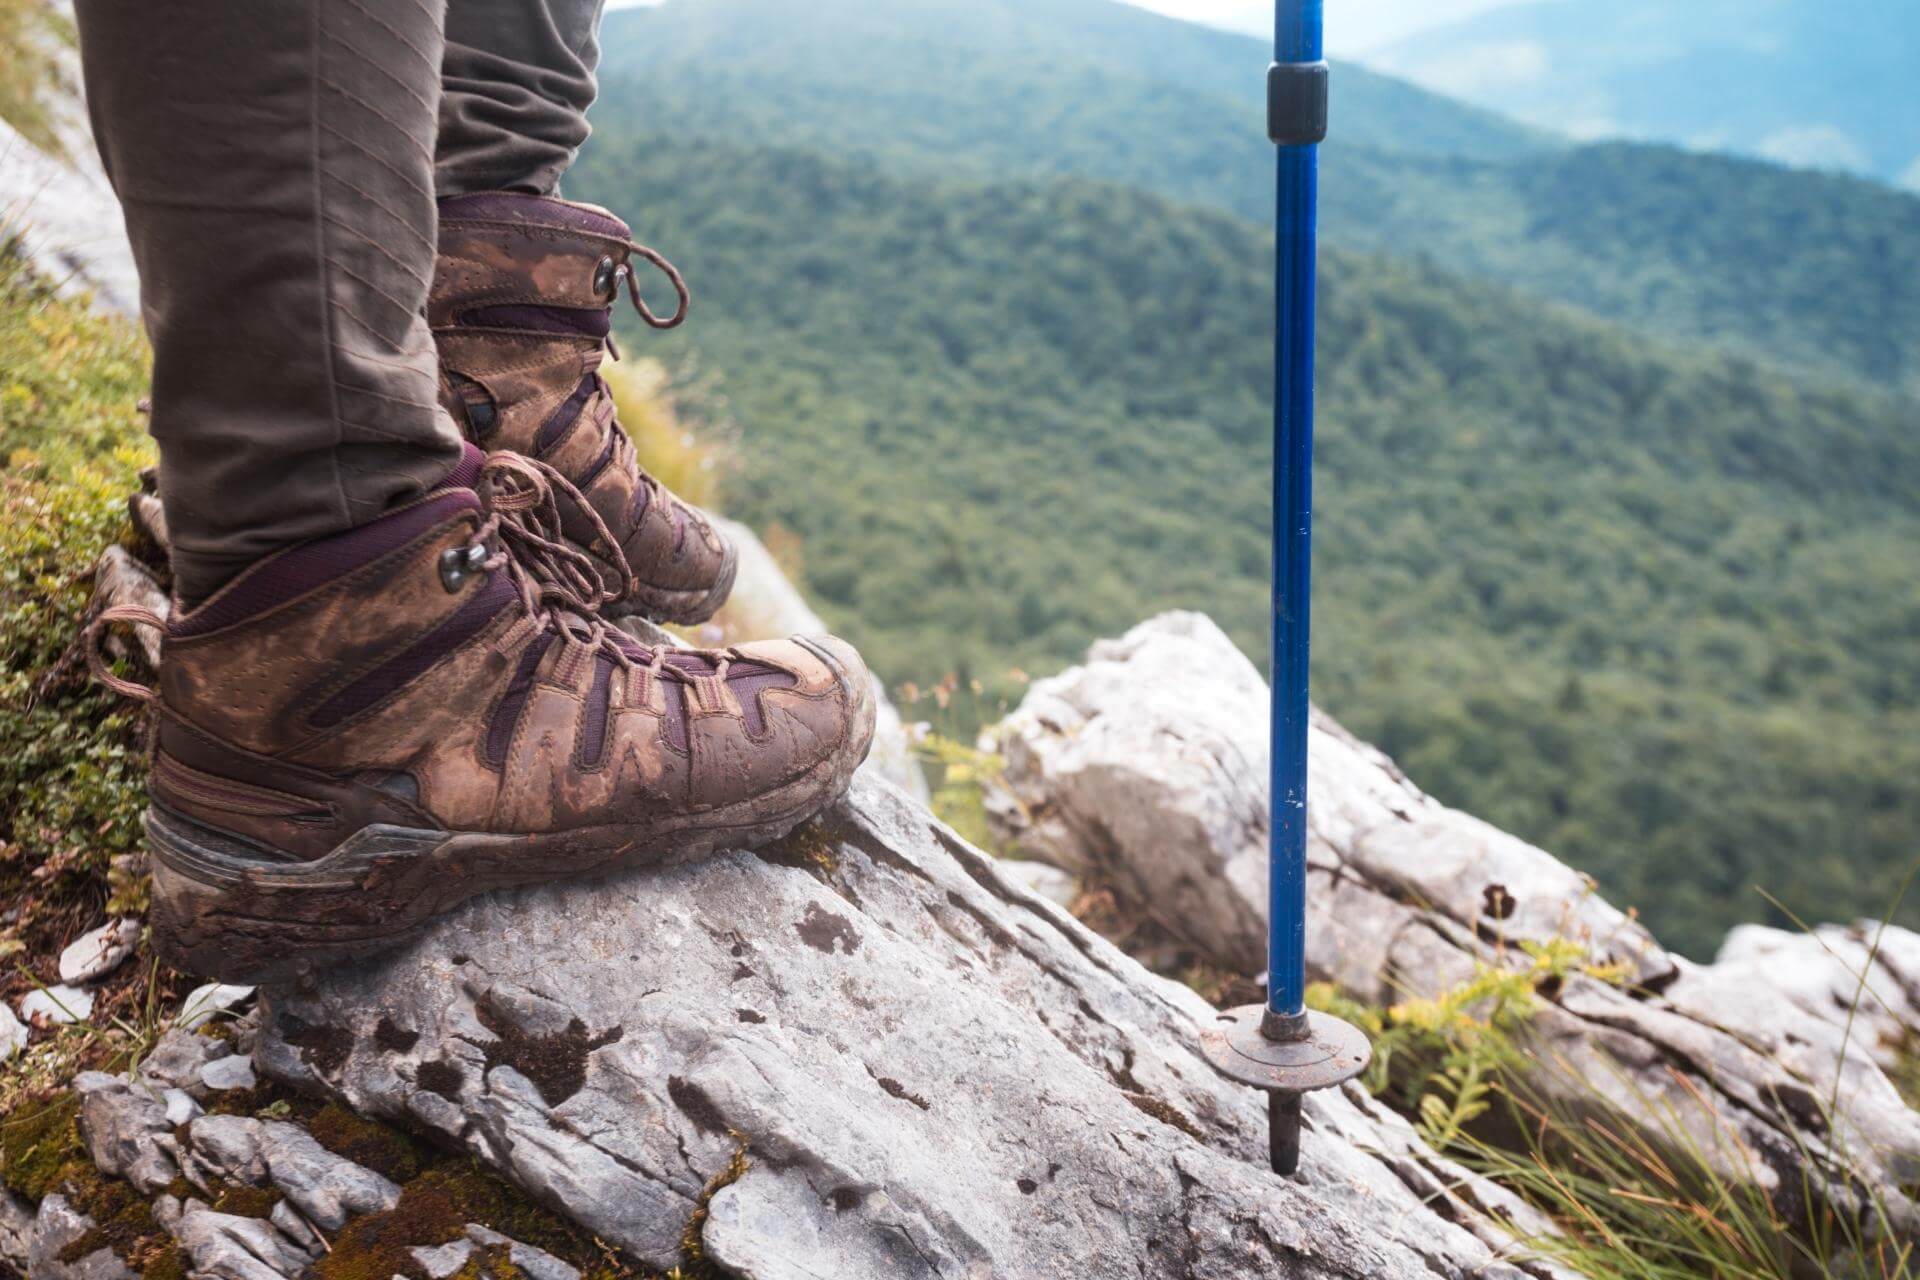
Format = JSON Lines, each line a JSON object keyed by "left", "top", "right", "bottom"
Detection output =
{"left": 598, "top": 0, "right": 1541, "bottom": 165}
{"left": 569, "top": 136, "right": 1920, "bottom": 955}
{"left": 597, "top": 0, "right": 1920, "bottom": 393}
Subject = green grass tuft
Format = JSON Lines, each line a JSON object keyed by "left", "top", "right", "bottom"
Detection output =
{"left": 0, "top": 242, "right": 153, "bottom": 965}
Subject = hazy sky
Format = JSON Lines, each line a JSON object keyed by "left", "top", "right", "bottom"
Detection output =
{"left": 1118, "top": 0, "right": 1538, "bottom": 55}
{"left": 602, "top": 0, "right": 1542, "bottom": 57}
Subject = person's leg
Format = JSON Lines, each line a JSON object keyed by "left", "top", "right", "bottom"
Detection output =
{"left": 437, "top": 0, "right": 607, "bottom": 196}
{"left": 75, "top": 0, "right": 462, "bottom": 605}
{"left": 76, "top": 0, "right": 876, "bottom": 987}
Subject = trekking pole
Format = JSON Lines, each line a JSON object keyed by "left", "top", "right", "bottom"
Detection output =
{"left": 1198, "top": 0, "right": 1369, "bottom": 1177}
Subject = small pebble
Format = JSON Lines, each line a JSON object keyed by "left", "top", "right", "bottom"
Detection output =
{"left": 198, "top": 1054, "right": 258, "bottom": 1092}
{"left": 164, "top": 1088, "right": 204, "bottom": 1127}
{"left": 19, "top": 984, "right": 94, "bottom": 1026}
{"left": 176, "top": 983, "right": 256, "bottom": 1030}
{"left": 0, "top": 1004, "right": 26, "bottom": 1062}
{"left": 998, "top": 859, "right": 1081, "bottom": 908}
{"left": 57, "top": 919, "right": 142, "bottom": 985}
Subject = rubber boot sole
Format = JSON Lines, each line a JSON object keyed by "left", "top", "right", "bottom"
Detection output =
{"left": 148, "top": 673, "right": 874, "bottom": 986}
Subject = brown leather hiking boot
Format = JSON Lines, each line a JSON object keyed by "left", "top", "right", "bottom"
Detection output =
{"left": 430, "top": 192, "right": 735, "bottom": 625}
{"left": 91, "top": 447, "right": 875, "bottom": 984}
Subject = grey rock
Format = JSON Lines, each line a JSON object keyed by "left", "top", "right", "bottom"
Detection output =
{"left": 138, "top": 1027, "right": 233, "bottom": 1098}
{"left": 58, "top": 919, "right": 142, "bottom": 985}
{"left": 164, "top": 1087, "right": 204, "bottom": 1127}
{"left": 171, "top": 1202, "right": 315, "bottom": 1280}
{"left": 0, "top": 70, "right": 140, "bottom": 315}
{"left": 74, "top": 1071, "right": 179, "bottom": 1195}
{"left": 176, "top": 982, "right": 257, "bottom": 1031}
{"left": 184, "top": 1114, "right": 400, "bottom": 1233}
{"left": 268, "top": 1201, "right": 324, "bottom": 1254}
{"left": 985, "top": 610, "right": 1920, "bottom": 1232}
{"left": 410, "top": 1238, "right": 481, "bottom": 1279}
{"left": 986, "top": 611, "right": 1272, "bottom": 972}
{"left": 260, "top": 776, "right": 1544, "bottom": 1279}
{"left": 0, "top": 1190, "right": 34, "bottom": 1271}
{"left": 994, "top": 858, "right": 1080, "bottom": 908}
{"left": 19, "top": 983, "right": 95, "bottom": 1026}
{"left": 410, "top": 1228, "right": 580, "bottom": 1280}
{"left": 184, "top": 1114, "right": 269, "bottom": 1187}
{"left": 26, "top": 1194, "right": 136, "bottom": 1280}
{"left": 1710, "top": 920, "right": 1920, "bottom": 1071}
{"left": 199, "top": 1053, "right": 258, "bottom": 1092}
{"left": 0, "top": 1003, "right": 26, "bottom": 1064}
{"left": 465, "top": 1224, "right": 581, "bottom": 1280}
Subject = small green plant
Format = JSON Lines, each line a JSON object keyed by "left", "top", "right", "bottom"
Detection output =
{"left": 1471, "top": 1053, "right": 1915, "bottom": 1279}
{"left": 910, "top": 728, "right": 1004, "bottom": 849}
{"left": 1314, "top": 882, "right": 1920, "bottom": 1279}
{"left": 0, "top": 243, "right": 152, "bottom": 942}
{"left": 0, "top": 0, "right": 74, "bottom": 159}
{"left": 0, "top": 244, "right": 162, "bottom": 1110}
{"left": 1310, "top": 936, "right": 1628, "bottom": 1151}
{"left": 899, "top": 671, "right": 1022, "bottom": 849}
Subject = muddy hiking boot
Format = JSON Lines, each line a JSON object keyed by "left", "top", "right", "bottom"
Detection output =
{"left": 431, "top": 191, "right": 736, "bottom": 626}
{"left": 89, "top": 446, "right": 876, "bottom": 985}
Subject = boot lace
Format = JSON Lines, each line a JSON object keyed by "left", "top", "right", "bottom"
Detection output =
{"left": 464, "top": 452, "right": 729, "bottom": 688}
{"left": 576, "top": 243, "right": 699, "bottom": 571}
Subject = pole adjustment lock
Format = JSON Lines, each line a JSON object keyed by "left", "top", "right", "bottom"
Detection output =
{"left": 1267, "top": 61, "right": 1329, "bottom": 146}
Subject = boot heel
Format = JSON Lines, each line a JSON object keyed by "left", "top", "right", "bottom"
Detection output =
{"left": 144, "top": 803, "right": 453, "bottom": 984}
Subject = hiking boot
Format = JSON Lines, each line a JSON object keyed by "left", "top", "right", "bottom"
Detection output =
{"left": 91, "top": 447, "right": 875, "bottom": 985}
{"left": 430, "top": 191, "right": 736, "bottom": 625}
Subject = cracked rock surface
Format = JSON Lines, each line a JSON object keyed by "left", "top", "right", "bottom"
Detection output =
{"left": 259, "top": 775, "right": 1554, "bottom": 1279}
{"left": 26, "top": 1194, "right": 135, "bottom": 1280}
{"left": 182, "top": 1114, "right": 400, "bottom": 1232}
{"left": 0, "top": 1191, "right": 34, "bottom": 1272}
{"left": 18, "top": 1022, "right": 571, "bottom": 1280}
{"left": 74, "top": 1071, "right": 180, "bottom": 1195}
{"left": 986, "top": 611, "right": 1920, "bottom": 1231}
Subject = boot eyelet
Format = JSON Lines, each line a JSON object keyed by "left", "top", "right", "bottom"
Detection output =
{"left": 592, "top": 255, "right": 619, "bottom": 299}
{"left": 439, "top": 543, "right": 491, "bottom": 592}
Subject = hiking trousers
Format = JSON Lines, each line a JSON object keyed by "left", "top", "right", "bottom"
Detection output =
{"left": 74, "top": 0, "right": 608, "bottom": 604}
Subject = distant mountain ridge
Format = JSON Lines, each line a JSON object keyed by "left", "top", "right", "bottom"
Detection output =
{"left": 600, "top": 0, "right": 1545, "bottom": 163}
{"left": 1365, "top": 0, "right": 1920, "bottom": 191}
{"left": 599, "top": 0, "right": 1920, "bottom": 394}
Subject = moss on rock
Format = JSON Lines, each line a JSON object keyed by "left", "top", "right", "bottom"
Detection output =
{"left": 306, "top": 1102, "right": 428, "bottom": 1185}
{"left": 317, "top": 1161, "right": 643, "bottom": 1280}
{"left": 677, "top": 1135, "right": 750, "bottom": 1280}
{"left": 1, "top": 1090, "right": 84, "bottom": 1201}
{"left": 58, "top": 1167, "right": 168, "bottom": 1266}
{"left": 208, "top": 1181, "right": 282, "bottom": 1220}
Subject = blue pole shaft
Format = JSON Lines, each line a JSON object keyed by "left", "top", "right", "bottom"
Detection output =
{"left": 1268, "top": 0, "right": 1321, "bottom": 1021}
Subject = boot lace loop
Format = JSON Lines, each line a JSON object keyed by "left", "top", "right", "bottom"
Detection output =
{"left": 84, "top": 604, "right": 166, "bottom": 705}
{"left": 466, "top": 452, "right": 715, "bottom": 682}
{"left": 616, "top": 241, "right": 689, "bottom": 331}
